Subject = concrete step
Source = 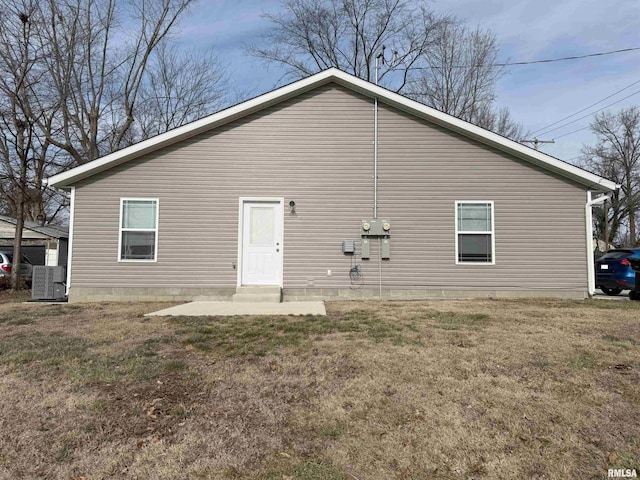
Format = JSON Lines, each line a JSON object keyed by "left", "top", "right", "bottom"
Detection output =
{"left": 232, "top": 293, "right": 281, "bottom": 303}
{"left": 235, "top": 286, "right": 281, "bottom": 295}
{"left": 233, "top": 286, "right": 282, "bottom": 303}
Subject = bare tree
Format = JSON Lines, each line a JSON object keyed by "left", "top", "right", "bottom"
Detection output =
{"left": 407, "top": 23, "right": 501, "bottom": 119}
{"left": 40, "top": 0, "right": 195, "bottom": 166}
{"left": 473, "top": 105, "right": 526, "bottom": 140}
{"left": 134, "top": 42, "right": 229, "bottom": 139}
{"left": 251, "top": 2, "right": 523, "bottom": 138}
{"left": 0, "top": 1, "right": 54, "bottom": 289}
{"left": 581, "top": 107, "right": 640, "bottom": 246}
{"left": 248, "top": 0, "right": 447, "bottom": 91}
{"left": 0, "top": 0, "right": 213, "bottom": 289}
{"left": 406, "top": 21, "right": 524, "bottom": 139}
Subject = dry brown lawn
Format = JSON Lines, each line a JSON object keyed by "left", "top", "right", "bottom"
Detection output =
{"left": 0, "top": 296, "right": 638, "bottom": 479}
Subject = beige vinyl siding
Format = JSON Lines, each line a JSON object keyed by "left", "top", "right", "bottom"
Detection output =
{"left": 376, "top": 104, "right": 587, "bottom": 292}
{"left": 71, "top": 84, "right": 588, "bottom": 296}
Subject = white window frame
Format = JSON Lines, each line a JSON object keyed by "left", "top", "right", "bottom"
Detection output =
{"left": 455, "top": 200, "right": 495, "bottom": 265}
{"left": 118, "top": 198, "right": 159, "bottom": 263}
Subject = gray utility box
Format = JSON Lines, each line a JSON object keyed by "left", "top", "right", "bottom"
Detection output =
{"left": 361, "top": 219, "right": 390, "bottom": 236}
{"left": 342, "top": 240, "right": 356, "bottom": 254}
{"left": 361, "top": 219, "right": 391, "bottom": 260}
{"left": 32, "top": 266, "right": 66, "bottom": 300}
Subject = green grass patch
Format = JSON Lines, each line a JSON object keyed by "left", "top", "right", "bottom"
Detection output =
{"left": 548, "top": 299, "right": 640, "bottom": 310}
{"left": 320, "top": 422, "right": 348, "bottom": 440}
{"left": 0, "top": 310, "right": 36, "bottom": 325}
{"left": 263, "top": 459, "right": 348, "bottom": 480}
{"left": 171, "top": 311, "right": 407, "bottom": 356}
{"left": 582, "top": 299, "right": 640, "bottom": 310}
{"left": 568, "top": 351, "right": 598, "bottom": 370}
{"left": 602, "top": 334, "right": 638, "bottom": 346}
{"left": 171, "top": 403, "right": 194, "bottom": 419}
{"left": 0, "top": 332, "right": 89, "bottom": 371}
{"left": 0, "top": 330, "right": 186, "bottom": 385}
{"left": 529, "top": 354, "right": 551, "bottom": 371}
{"left": 420, "top": 310, "right": 491, "bottom": 330}
{"left": 67, "top": 346, "right": 169, "bottom": 385}
{"left": 291, "top": 460, "right": 348, "bottom": 479}
{"left": 91, "top": 399, "right": 109, "bottom": 411}
{"left": 0, "top": 305, "right": 86, "bottom": 325}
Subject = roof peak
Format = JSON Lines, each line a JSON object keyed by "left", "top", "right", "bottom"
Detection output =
{"left": 47, "top": 68, "right": 617, "bottom": 192}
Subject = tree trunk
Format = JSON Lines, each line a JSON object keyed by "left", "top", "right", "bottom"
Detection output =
{"left": 11, "top": 181, "right": 25, "bottom": 291}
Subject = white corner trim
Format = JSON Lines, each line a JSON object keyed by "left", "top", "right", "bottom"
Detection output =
{"left": 585, "top": 191, "right": 595, "bottom": 297}
{"left": 65, "top": 187, "right": 75, "bottom": 295}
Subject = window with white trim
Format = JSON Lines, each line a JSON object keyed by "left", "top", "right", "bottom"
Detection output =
{"left": 455, "top": 201, "right": 494, "bottom": 264}
{"left": 119, "top": 199, "right": 158, "bottom": 261}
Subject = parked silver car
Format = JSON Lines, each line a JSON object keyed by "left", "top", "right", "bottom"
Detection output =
{"left": 0, "top": 250, "right": 33, "bottom": 278}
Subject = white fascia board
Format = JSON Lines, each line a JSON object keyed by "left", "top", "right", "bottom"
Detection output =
{"left": 47, "top": 67, "right": 618, "bottom": 192}
{"left": 328, "top": 70, "right": 618, "bottom": 192}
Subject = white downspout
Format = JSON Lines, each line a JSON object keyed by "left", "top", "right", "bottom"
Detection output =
{"left": 66, "top": 186, "right": 75, "bottom": 296}
{"left": 585, "top": 191, "right": 612, "bottom": 297}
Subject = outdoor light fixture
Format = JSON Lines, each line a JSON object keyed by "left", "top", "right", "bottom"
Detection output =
{"left": 289, "top": 200, "right": 296, "bottom": 213}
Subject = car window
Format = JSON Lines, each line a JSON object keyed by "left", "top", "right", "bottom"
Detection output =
{"left": 599, "top": 250, "right": 633, "bottom": 260}
{"left": 5, "top": 254, "right": 12, "bottom": 263}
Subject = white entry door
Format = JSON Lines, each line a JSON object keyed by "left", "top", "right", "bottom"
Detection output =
{"left": 241, "top": 200, "right": 283, "bottom": 285}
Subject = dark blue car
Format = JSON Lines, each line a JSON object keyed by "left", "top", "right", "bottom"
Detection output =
{"left": 595, "top": 248, "right": 640, "bottom": 296}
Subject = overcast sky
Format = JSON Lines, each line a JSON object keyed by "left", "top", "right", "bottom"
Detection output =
{"left": 178, "top": 0, "right": 640, "bottom": 163}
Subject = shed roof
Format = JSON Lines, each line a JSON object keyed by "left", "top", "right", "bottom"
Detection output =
{"left": 47, "top": 68, "right": 618, "bottom": 192}
{"left": 0, "top": 215, "right": 69, "bottom": 239}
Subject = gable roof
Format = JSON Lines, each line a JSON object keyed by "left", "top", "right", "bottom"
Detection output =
{"left": 0, "top": 215, "right": 69, "bottom": 239}
{"left": 46, "top": 68, "right": 618, "bottom": 192}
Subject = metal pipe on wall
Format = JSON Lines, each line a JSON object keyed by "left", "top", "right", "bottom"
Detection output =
{"left": 374, "top": 96, "right": 378, "bottom": 219}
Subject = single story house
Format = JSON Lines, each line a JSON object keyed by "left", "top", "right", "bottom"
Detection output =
{"left": 47, "top": 68, "right": 617, "bottom": 302}
{"left": 0, "top": 215, "right": 69, "bottom": 268}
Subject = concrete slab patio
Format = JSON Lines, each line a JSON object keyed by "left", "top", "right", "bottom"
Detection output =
{"left": 146, "top": 301, "right": 326, "bottom": 317}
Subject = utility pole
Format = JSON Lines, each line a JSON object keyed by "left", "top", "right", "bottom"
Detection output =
{"left": 520, "top": 138, "right": 555, "bottom": 151}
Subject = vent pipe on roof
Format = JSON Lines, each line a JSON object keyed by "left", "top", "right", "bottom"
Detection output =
{"left": 36, "top": 214, "right": 45, "bottom": 226}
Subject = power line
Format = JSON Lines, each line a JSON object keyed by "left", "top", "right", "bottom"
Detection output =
{"left": 408, "top": 46, "right": 640, "bottom": 70}
{"left": 530, "top": 78, "right": 640, "bottom": 135}
{"left": 553, "top": 126, "right": 591, "bottom": 140}
{"left": 537, "top": 88, "right": 640, "bottom": 137}
{"left": 493, "top": 46, "right": 640, "bottom": 67}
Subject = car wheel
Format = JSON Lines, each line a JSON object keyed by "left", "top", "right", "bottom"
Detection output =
{"left": 601, "top": 286, "right": 623, "bottom": 296}
{"left": 630, "top": 290, "right": 640, "bottom": 301}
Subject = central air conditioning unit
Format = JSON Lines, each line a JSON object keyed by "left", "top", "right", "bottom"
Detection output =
{"left": 32, "top": 266, "right": 66, "bottom": 301}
